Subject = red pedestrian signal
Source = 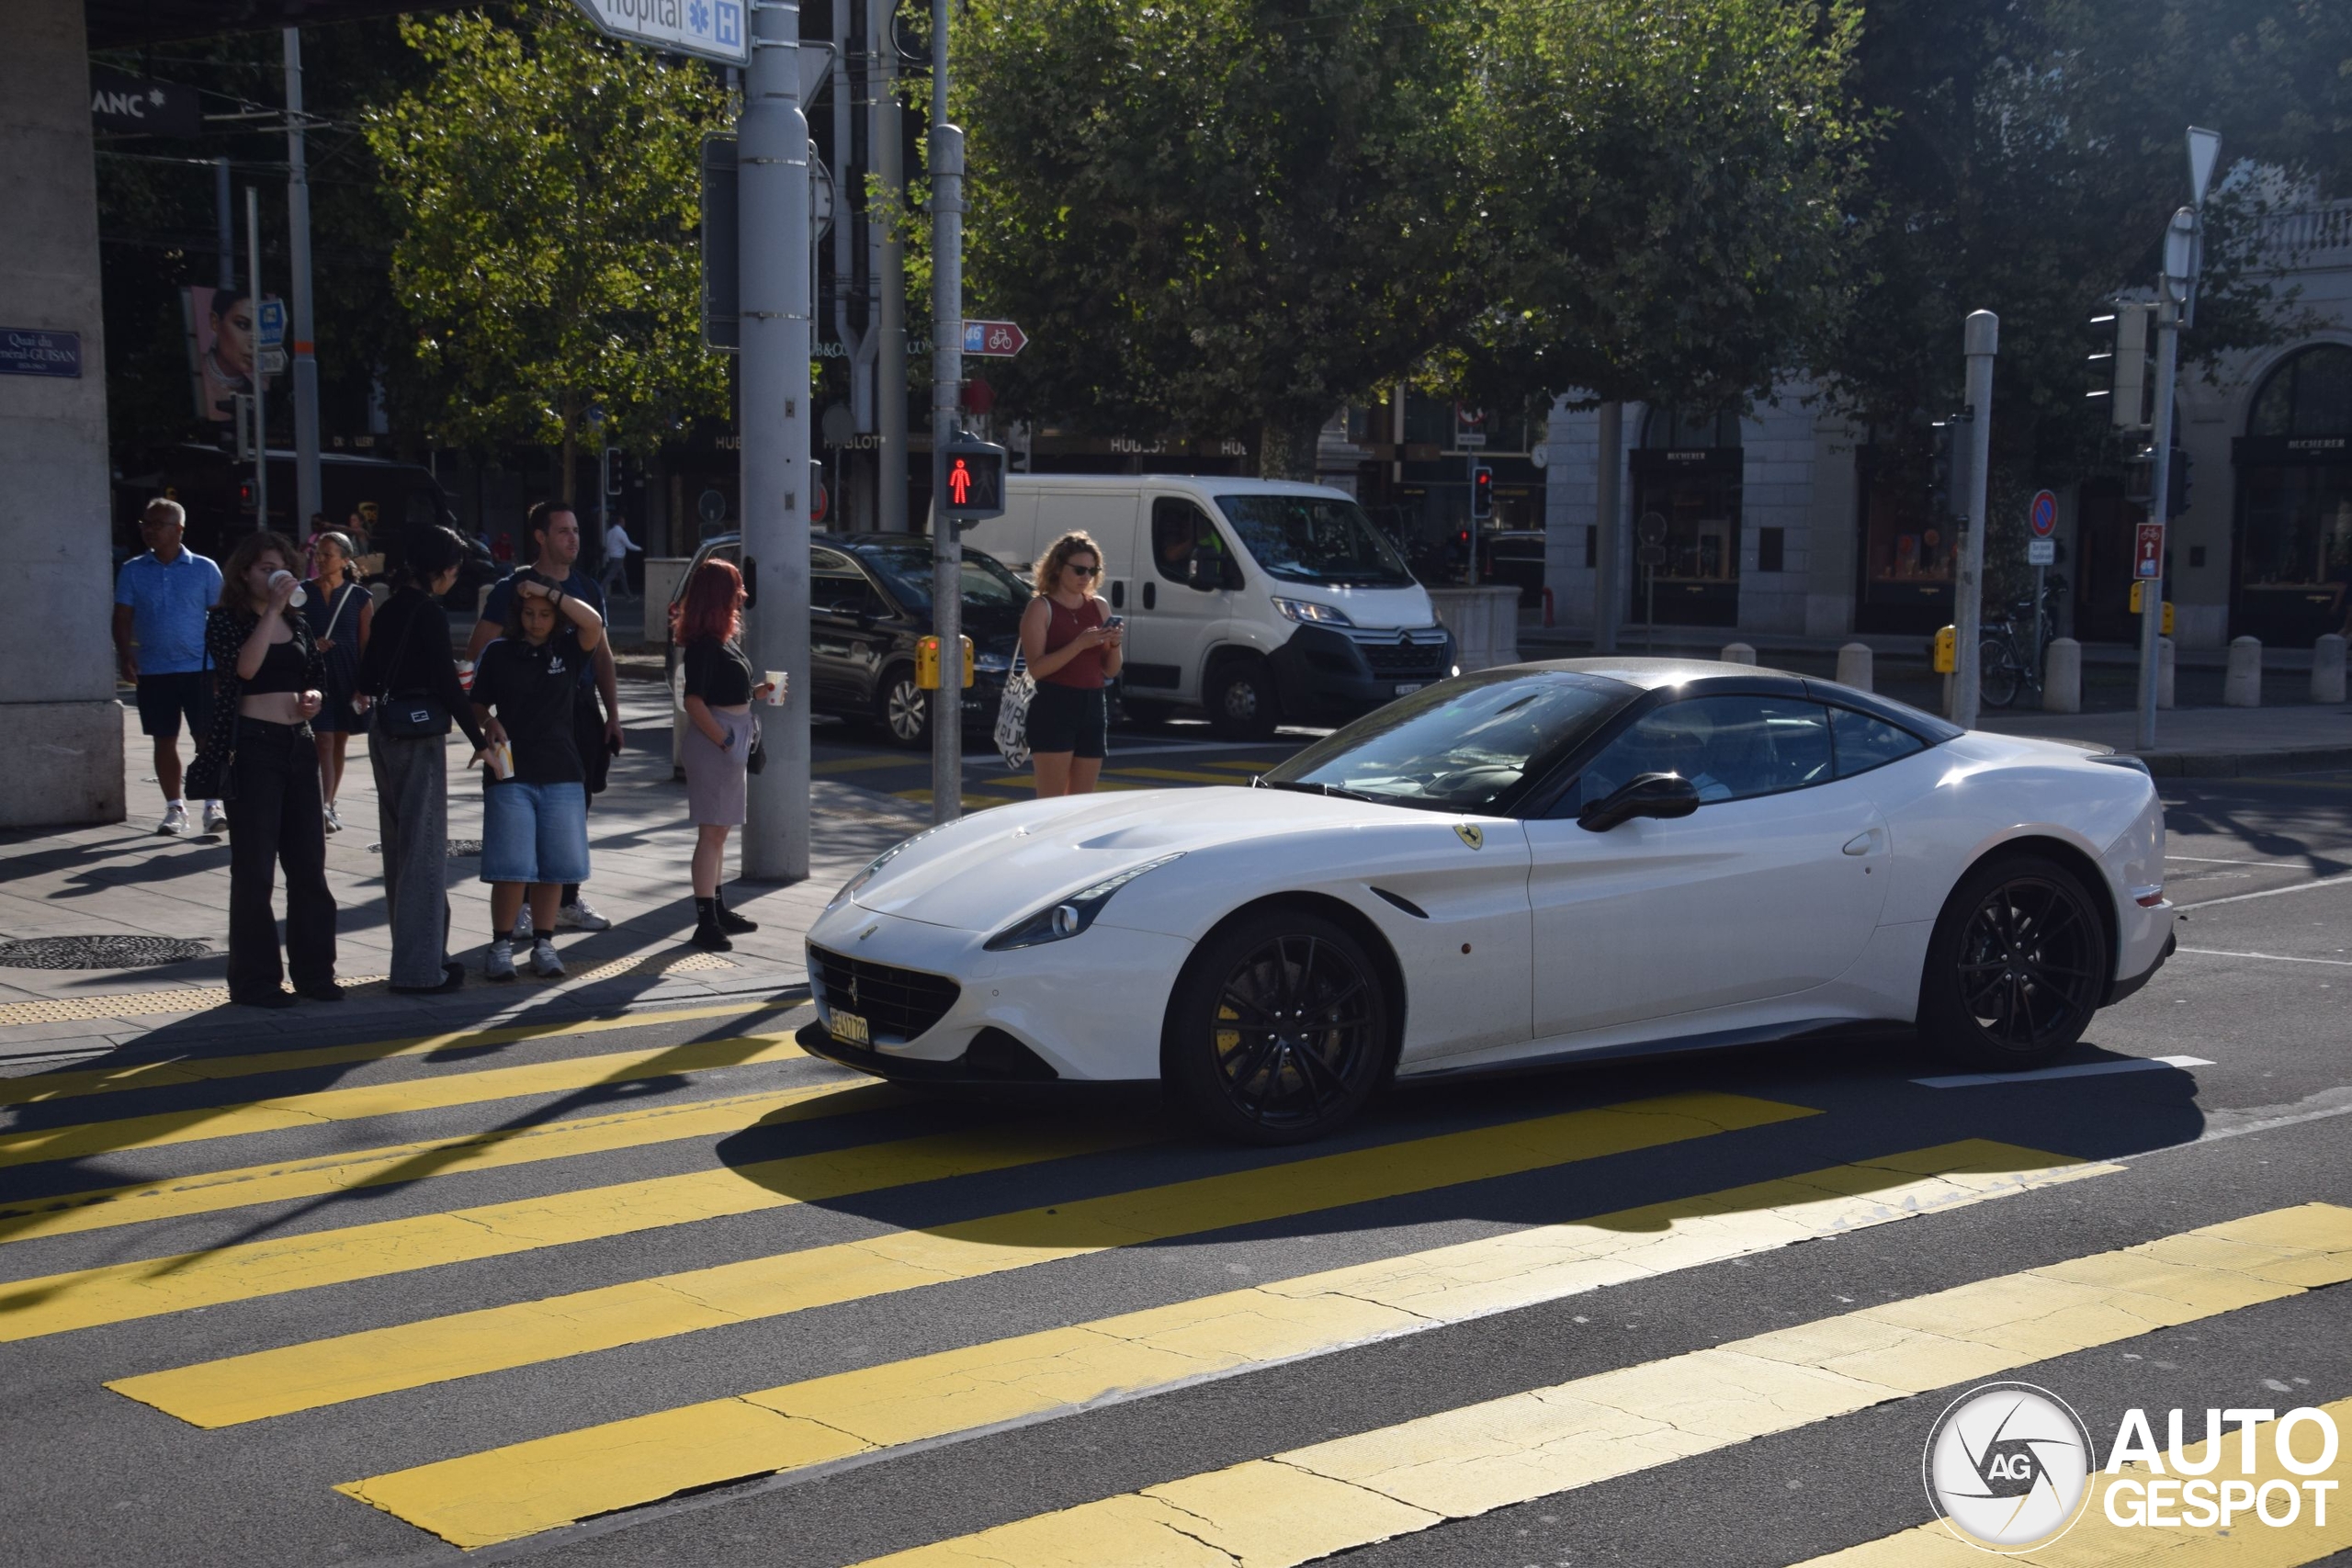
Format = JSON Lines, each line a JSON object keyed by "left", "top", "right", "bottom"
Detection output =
{"left": 937, "top": 434, "right": 1007, "bottom": 525}
{"left": 949, "top": 458, "right": 973, "bottom": 506}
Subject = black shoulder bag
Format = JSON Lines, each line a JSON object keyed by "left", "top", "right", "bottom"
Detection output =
{"left": 374, "top": 595, "right": 453, "bottom": 739}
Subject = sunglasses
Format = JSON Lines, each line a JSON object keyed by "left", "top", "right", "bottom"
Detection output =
{"left": 1065, "top": 563, "right": 1102, "bottom": 578}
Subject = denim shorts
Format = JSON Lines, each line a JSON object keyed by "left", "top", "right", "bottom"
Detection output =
{"left": 480, "top": 780, "right": 590, "bottom": 886}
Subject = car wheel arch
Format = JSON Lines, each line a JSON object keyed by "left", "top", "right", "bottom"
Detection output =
{"left": 1159, "top": 890, "right": 1408, "bottom": 1087}
{"left": 1934, "top": 832, "right": 2121, "bottom": 995}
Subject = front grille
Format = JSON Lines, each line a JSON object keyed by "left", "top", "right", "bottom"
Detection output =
{"left": 1361, "top": 639, "right": 1450, "bottom": 673}
{"left": 808, "top": 944, "right": 962, "bottom": 1043}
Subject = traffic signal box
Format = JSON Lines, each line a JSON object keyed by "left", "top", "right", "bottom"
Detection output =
{"left": 940, "top": 434, "right": 1008, "bottom": 526}
{"left": 1927, "top": 415, "right": 1971, "bottom": 523}
{"left": 916, "top": 635, "right": 976, "bottom": 689}
{"left": 1933, "top": 625, "right": 1956, "bottom": 674}
{"left": 2088, "top": 304, "right": 2154, "bottom": 430}
{"left": 2127, "top": 583, "right": 2176, "bottom": 635}
{"left": 1470, "top": 464, "right": 1493, "bottom": 521}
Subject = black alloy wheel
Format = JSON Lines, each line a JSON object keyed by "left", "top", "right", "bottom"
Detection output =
{"left": 876, "top": 666, "right": 931, "bottom": 747}
{"left": 1207, "top": 656, "right": 1279, "bottom": 741}
{"left": 1165, "top": 908, "right": 1390, "bottom": 1144}
{"left": 1919, "top": 854, "right": 2109, "bottom": 1069}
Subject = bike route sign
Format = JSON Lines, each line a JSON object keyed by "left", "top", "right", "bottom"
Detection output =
{"left": 2029, "top": 489, "right": 2058, "bottom": 538}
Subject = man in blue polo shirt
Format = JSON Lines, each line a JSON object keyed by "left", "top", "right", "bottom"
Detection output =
{"left": 112, "top": 499, "right": 227, "bottom": 836}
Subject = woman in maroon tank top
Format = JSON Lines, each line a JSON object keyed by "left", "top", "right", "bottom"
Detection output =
{"left": 1019, "top": 530, "right": 1125, "bottom": 796}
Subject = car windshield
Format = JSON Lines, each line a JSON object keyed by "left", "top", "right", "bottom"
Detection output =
{"left": 858, "top": 543, "right": 1030, "bottom": 613}
{"left": 1261, "top": 671, "right": 1635, "bottom": 813}
{"left": 1215, "top": 493, "right": 1416, "bottom": 587}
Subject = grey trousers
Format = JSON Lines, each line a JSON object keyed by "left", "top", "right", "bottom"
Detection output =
{"left": 371, "top": 732, "right": 452, "bottom": 987}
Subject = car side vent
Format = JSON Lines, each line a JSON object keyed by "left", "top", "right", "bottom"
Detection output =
{"left": 1370, "top": 886, "right": 1430, "bottom": 919}
{"left": 965, "top": 1027, "right": 1059, "bottom": 1081}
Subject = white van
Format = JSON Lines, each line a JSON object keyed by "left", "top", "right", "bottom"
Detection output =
{"left": 956, "top": 475, "right": 1453, "bottom": 739}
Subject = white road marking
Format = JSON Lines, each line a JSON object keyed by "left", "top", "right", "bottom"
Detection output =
{"left": 1912, "top": 1054, "right": 2212, "bottom": 1089}
{"left": 2177, "top": 946, "right": 2352, "bottom": 967}
{"left": 2175, "top": 870, "right": 2352, "bottom": 908}
{"left": 2166, "top": 854, "right": 2288, "bottom": 866}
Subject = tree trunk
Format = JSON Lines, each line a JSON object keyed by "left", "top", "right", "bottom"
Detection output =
{"left": 1258, "top": 418, "right": 1321, "bottom": 482}
{"left": 560, "top": 398, "right": 579, "bottom": 507}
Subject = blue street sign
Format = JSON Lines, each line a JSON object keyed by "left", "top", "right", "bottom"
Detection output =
{"left": 255, "top": 298, "right": 287, "bottom": 350}
{"left": 0, "top": 329, "right": 82, "bottom": 378}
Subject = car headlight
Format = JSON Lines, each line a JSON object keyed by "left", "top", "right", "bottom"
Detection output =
{"left": 982, "top": 853, "right": 1185, "bottom": 952}
{"left": 826, "top": 822, "right": 951, "bottom": 912}
{"left": 1272, "top": 596, "right": 1352, "bottom": 626}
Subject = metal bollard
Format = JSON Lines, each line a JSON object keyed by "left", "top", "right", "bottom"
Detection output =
{"left": 2157, "top": 637, "right": 2175, "bottom": 711}
{"left": 1835, "top": 642, "right": 1872, "bottom": 692}
{"left": 2314, "top": 634, "right": 2347, "bottom": 704}
{"left": 1720, "top": 642, "right": 1757, "bottom": 666}
{"left": 2224, "top": 636, "right": 2263, "bottom": 706}
{"left": 2041, "top": 637, "right": 2081, "bottom": 714}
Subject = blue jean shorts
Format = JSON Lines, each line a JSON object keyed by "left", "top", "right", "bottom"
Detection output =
{"left": 480, "top": 780, "right": 590, "bottom": 886}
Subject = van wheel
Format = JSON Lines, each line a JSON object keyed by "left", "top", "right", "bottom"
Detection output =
{"left": 1206, "top": 656, "right": 1279, "bottom": 740}
{"left": 874, "top": 666, "right": 932, "bottom": 748}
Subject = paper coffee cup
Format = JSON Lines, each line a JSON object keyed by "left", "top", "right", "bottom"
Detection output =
{"left": 765, "top": 671, "right": 786, "bottom": 705}
{"left": 491, "top": 741, "right": 514, "bottom": 780}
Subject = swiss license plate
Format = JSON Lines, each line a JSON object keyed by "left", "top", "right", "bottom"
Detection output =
{"left": 831, "top": 1010, "right": 870, "bottom": 1046}
{"left": 1393, "top": 682, "right": 1423, "bottom": 695}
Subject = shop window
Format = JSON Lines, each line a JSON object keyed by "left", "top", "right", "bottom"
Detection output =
{"left": 1628, "top": 406, "right": 1743, "bottom": 627}
{"left": 2235, "top": 345, "right": 2352, "bottom": 643}
{"left": 2247, "top": 344, "right": 2352, "bottom": 436}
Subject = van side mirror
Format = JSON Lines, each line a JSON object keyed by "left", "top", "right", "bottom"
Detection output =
{"left": 1577, "top": 772, "right": 1702, "bottom": 832}
{"left": 1187, "top": 548, "right": 1220, "bottom": 592}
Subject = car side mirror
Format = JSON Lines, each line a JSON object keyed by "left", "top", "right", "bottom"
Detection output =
{"left": 1577, "top": 772, "right": 1702, "bottom": 833}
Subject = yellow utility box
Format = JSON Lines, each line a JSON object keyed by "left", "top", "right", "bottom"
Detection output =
{"left": 2125, "top": 583, "right": 2176, "bottom": 634}
{"left": 916, "top": 635, "right": 976, "bottom": 690}
{"left": 1932, "top": 625, "right": 1956, "bottom": 674}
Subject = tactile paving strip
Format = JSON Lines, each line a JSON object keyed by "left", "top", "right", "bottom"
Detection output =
{"left": 0, "top": 952, "right": 738, "bottom": 1029}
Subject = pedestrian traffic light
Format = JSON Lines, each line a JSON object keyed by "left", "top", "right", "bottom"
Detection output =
{"left": 603, "top": 447, "right": 624, "bottom": 497}
{"left": 939, "top": 433, "right": 1007, "bottom": 526}
{"left": 1927, "top": 416, "right": 1969, "bottom": 521}
{"left": 2087, "top": 304, "right": 2153, "bottom": 430}
{"left": 1470, "top": 463, "right": 1493, "bottom": 522}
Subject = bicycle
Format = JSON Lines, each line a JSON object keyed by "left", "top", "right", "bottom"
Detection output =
{"left": 1977, "top": 576, "right": 2065, "bottom": 709}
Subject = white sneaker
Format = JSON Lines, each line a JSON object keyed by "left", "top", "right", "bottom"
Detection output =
{"left": 558, "top": 897, "right": 611, "bottom": 931}
{"left": 322, "top": 801, "right": 344, "bottom": 833}
{"left": 201, "top": 801, "right": 229, "bottom": 834}
{"left": 512, "top": 906, "right": 535, "bottom": 943}
{"left": 531, "top": 937, "right": 565, "bottom": 978}
{"left": 485, "top": 938, "right": 516, "bottom": 981}
{"left": 156, "top": 802, "right": 189, "bottom": 837}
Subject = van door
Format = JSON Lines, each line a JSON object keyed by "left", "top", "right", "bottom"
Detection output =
{"left": 1127, "top": 491, "right": 1238, "bottom": 702}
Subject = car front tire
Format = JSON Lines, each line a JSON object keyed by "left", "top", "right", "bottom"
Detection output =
{"left": 1206, "top": 655, "right": 1279, "bottom": 741}
{"left": 1917, "top": 852, "right": 2111, "bottom": 1070}
{"left": 1163, "top": 908, "right": 1391, "bottom": 1145}
{"left": 874, "top": 665, "right": 931, "bottom": 748}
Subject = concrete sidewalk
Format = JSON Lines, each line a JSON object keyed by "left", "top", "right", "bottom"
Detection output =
{"left": 0, "top": 687, "right": 926, "bottom": 1069}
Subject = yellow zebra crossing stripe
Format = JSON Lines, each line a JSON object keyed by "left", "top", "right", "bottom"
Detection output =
{"left": 0, "top": 1119, "right": 1143, "bottom": 1342}
{"left": 833, "top": 1202, "right": 2352, "bottom": 1568}
{"left": 0, "top": 1031, "right": 810, "bottom": 1170}
{"left": 124, "top": 1091, "right": 1811, "bottom": 1428}
{"left": 1791, "top": 1397, "right": 2352, "bottom": 1566}
{"left": 0, "top": 1079, "right": 898, "bottom": 1246}
{"left": 325, "top": 1130, "right": 2117, "bottom": 1549}
{"left": 0, "top": 999, "right": 801, "bottom": 1108}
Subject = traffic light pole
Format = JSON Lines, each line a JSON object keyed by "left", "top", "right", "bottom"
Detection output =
{"left": 2138, "top": 295, "right": 2182, "bottom": 751}
{"left": 283, "top": 28, "right": 322, "bottom": 538}
{"left": 1951, "top": 310, "right": 1998, "bottom": 728}
{"left": 928, "top": 0, "right": 965, "bottom": 824}
{"left": 739, "top": 0, "right": 813, "bottom": 882}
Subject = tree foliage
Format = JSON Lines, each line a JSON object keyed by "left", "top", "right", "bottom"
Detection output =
{"left": 364, "top": 6, "right": 731, "bottom": 487}
{"left": 956, "top": 0, "right": 1487, "bottom": 477}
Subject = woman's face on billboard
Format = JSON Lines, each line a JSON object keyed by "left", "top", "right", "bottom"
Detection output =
{"left": 214, "top": 298, "right": 255, "bottom": 376}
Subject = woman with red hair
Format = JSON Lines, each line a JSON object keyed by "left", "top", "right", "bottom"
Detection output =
{"left": 673, "top": 558, "right": 779, "bottom": 949}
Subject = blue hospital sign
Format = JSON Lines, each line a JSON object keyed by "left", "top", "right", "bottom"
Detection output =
{"left": 570, "top": 0, "right": 749, "bottom": 66}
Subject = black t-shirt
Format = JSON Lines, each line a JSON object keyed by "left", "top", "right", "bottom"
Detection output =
{"left": 472, "top": 628, "right": 586, "bottom": 786}
{"left": 683, "top": 637, "right": 754, "bottom": 705}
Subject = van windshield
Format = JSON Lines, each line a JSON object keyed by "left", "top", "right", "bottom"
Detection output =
{"left": 1214, "top": 494, "right": 1417, "bottom": 588}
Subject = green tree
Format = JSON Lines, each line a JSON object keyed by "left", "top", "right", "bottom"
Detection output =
{"left": 364, "top": 6, "right": 731, "bottom": 498}
{"left": 956, "top": 0, "right": 1487, "bottom": 479}
{"left": 1459, "top": 0, "right": 1868, "bottom": 416}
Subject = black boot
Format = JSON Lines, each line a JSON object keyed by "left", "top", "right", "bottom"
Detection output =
{"left": 714, "top": 885, "right": 759, "bottom": 934}
{"left": 691, "top": 897, "right": 733, "bottom": 952}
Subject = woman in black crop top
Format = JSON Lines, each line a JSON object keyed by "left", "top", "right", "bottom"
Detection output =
{"left": 186, "top": 531, "right": 338, "bottom": 1008}
{"left": 673, "top": 558, "right": 778, "bottom": 950}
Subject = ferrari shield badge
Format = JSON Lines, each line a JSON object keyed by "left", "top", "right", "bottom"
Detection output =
{"left": 1453, "top": 823, "right": 1484, "bottom": 851}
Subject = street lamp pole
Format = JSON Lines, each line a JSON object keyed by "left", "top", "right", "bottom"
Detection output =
{"left": 928, "top": 0, "right": 965, "bottom": 823}
{"left": 1951, "top": 310, "right": 1998, "bottom": 728}
{"left": 739, "top": 0, "right": 813, "bottom": 881}
{"left": 2138, "top": 208, "right": 2197, "bottom": 751}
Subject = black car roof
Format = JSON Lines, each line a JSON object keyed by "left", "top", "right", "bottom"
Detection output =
{"left": 1501, "top": 657, "right": 1964, "bottom": 741}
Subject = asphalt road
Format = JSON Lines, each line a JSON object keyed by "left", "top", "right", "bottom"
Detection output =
{"left": 3, "top": 772, "right": 2349, "bottom": 1568}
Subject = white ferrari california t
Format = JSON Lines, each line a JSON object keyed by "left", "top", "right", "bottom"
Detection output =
{"left": 800, "top": 659, "right": 2177, "bottom": 1143}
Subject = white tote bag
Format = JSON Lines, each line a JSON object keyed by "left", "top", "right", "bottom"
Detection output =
{"left": 992, "top": 646, "right": 1035, "bottom": 772}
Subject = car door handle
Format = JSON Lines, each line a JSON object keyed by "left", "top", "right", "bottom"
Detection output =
{"left": 1842, "top": 829, "right": 1879, "bottom": 856}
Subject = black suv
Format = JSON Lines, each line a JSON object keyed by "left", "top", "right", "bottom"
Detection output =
{"left": 667, "top": 533, "right": 1030, "bottom": 746}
